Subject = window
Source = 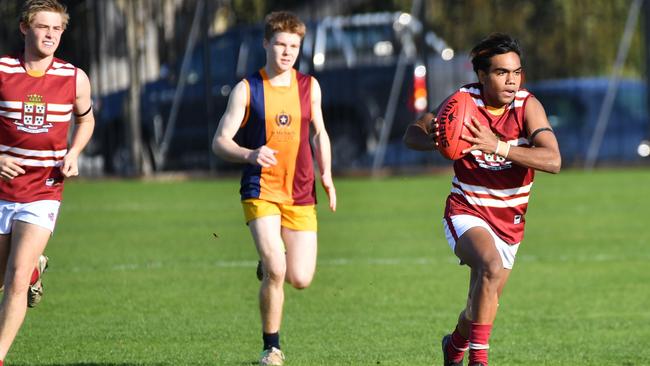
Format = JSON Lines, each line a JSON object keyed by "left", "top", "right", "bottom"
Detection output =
{"left": 614, "top": 84, "right": 647, "bottom": 125}
{"left": 534, "top": 93, "right": 586, "bottom": 131}
{"left": 320, "top": 24, "right": 402, "bottom": 69}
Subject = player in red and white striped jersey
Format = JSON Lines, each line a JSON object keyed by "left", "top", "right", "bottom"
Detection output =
{"left": 0, "top": 1, "right": 95, "bottom": 363}
{"left": 404, "top": 33, "right": 560, "bottom": 366}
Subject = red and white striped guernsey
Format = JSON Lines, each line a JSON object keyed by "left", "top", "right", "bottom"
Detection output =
{"left": 0, "top": 55, "right": 77, "bottom": 203}
{"left": 444, "top": 83, "right": 535, "bottom": 244}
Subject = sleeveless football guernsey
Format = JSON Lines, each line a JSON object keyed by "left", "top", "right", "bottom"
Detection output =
{"left": 235, "top": 69, "right": 316, "bottom": 205}
{"left": 0, "top": 55, "right": 76, "bottom": 202}
{"left": 444, "top": 83, "right": 535, "bottom": 244}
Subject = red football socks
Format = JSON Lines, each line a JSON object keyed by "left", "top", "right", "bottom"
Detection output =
{"left": 469, "top": 322, "right": 492, "bottom": 365}
{"left": 446, "top": 325, "right": 469, "bottom": 363}
{"left": 30, "top": 267, "right": 39, "bottom": 286}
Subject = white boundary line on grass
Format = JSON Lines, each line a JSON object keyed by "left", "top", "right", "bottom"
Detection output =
{"left": 63, "top": 253, "right": 647, "bottom": 273}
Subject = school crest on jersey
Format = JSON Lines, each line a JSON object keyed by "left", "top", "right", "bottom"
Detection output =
{"left": 275, "top": 111, "right": 291, "bottom": 127}
{"left": 471, "top": 148, "right": 513, "bottom": 171}
{"left": 468, "top": 131, "right": 513, "bottom": 171}
{"left": 16, "top": 94, "right": 53, "bottom": 134}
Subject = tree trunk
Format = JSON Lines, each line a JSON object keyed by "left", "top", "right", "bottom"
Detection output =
{"left": 125, "top": 0, "right": 145, "bottom": 176}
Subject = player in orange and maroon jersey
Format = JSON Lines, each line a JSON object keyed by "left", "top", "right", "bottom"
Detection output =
{"left": 0, "top": 1, "right": 95, "bottom": 363}
{"left": 404, "top": 33, "right": 560, "bottom": 366}
{"left": 212, "top": 11, "right": 336, "bottom": 366}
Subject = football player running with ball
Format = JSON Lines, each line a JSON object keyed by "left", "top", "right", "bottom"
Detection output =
{"left": 404, "top": 33, "right": 560, "bottom": 366}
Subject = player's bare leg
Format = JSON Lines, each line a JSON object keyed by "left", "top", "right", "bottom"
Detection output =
{"left": 0, "top": 222, "right": 50, "bottom": 360}
{"left": 0, "top": 235, "right": 10, "bottom": 292}
{"left": 0, "top": 234, "right": 49, "bottom": 307}
{"left": 442, "top": 271, "right": 475, "bottom": 365}
{"left": 249, "top": 215, "right": 287, "bottom": 364}
{"left": 443, "top": 233, "right": 512, "bottom": 365}
{"left": 282, "top": 229, "right": 317, "bottom": 290}
{"left": 250, "top": 215, "right": 286, "bottom": 333}
{"left": 452, "top": 227, "right": 511, "bottom": 365}
{"left": 457, "top": 265, "right": 511, "bottom": 335}
{"left": 455, "top": 228, "right": 505, "bottom": 322}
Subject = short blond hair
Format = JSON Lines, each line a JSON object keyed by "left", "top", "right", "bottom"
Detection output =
{"left": 20, "top": 0, "right": 69, "bottom": 30}
{"left": 264, "top": 11, "right": 305, "bottom": 41}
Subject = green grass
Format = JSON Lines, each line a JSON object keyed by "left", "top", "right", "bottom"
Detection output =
{"left": 7, "top": 168, "right": 650, "bottom": 365}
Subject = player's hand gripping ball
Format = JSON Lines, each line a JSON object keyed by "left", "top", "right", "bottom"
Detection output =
{"left": 434, "top": 91, "right": 478, "bottom": 160}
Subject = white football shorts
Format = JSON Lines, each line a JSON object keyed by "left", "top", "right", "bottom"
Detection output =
{"left": 0, "top": 199, "right": 61, "bottom": 234}
{"left": 442, "top": 214, "right": 519, "bottom": 269}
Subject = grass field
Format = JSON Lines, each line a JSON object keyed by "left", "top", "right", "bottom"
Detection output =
{"left": 7, "top": 168, "right": 650, "bottom": 365}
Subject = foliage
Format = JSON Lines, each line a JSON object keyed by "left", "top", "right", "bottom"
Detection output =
{"left": 0, "top": 0, "right": 645, "bottom": 81}
{"left": 426, "top": 0, "right": 646, "bottom": 80}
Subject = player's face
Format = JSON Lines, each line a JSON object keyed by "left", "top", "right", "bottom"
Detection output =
{"left": 478, "top": 52, "right": 522, "bottom": 107}
{"left": 21, "top": 11, "right": 64, "bottom": 58}
{"left": 264, "top": 32, "right": 301, "bottom": 74}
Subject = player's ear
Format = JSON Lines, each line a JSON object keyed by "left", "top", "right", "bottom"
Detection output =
{"left": 19, "top": 22, "right": 29, "bottom": 36}
{"left": 477, "top": 69, "right": 487, "bottom": 85}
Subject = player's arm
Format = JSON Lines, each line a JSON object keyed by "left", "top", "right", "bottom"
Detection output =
{"left": 310, "top": 77, "right": 336, "bottom": 212}
{"left": 61, "top": 68, "right": 95, "bottom": 178}
{"left": 403, "top": 112, "right": 438, "bottom": 151}
{"left": 505, "top": 97, "right": 561, "bottom": 173}
{"left": 462, "top": 97, "right": 561, "bottom": 173}
{"left": 211, "top": 81, "right": 277, "bottom": 167}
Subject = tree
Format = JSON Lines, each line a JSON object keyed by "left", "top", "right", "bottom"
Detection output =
{"left": 424, "top": 0, "right": 644, "bottom": 80}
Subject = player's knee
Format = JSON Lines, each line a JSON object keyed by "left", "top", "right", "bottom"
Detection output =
{"left": 480, "top": 260, "right": 504, "bottom": 283}
{"left": 265, "top": 264, "right": 286, "bottom": 284}
{"left": 3, "top": 268, "right": 30, "bottom": 296}
{"left": 288, "top": 274, "right": 313, "bottom": 290}
{"left": 286, "top": 268, "right": 313, "bottom": 289}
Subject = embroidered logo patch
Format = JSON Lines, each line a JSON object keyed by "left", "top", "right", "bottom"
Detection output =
{"left": 16, "top": 94, "right": 54, "bottom": 134}
{"left": 275, "top": 112, "right": 291, "bottom": 127}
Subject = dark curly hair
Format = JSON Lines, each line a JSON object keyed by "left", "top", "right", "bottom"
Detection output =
{"left": 470, "top": 33, "right": 521, "bottom": 75}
